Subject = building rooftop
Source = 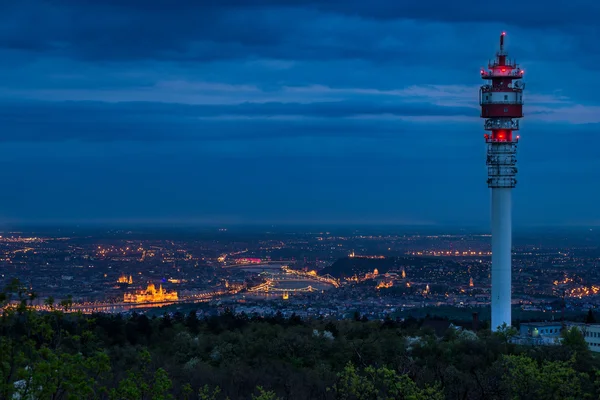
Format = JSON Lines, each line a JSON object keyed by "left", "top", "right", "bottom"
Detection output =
{"left": 520, "top": 321, "right": 563, "bottom": 327}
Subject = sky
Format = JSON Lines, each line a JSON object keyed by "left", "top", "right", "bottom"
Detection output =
{"left": 1, "top": 0, "right": 599, "bottom": 228}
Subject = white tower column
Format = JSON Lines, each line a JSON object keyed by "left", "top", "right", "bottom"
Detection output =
{"left": 491, "top": 188, "right": 512, "bottom": 331}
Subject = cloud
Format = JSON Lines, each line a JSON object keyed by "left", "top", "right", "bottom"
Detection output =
{"left": 2, "top": 81, "right": 598, "bottom": 147}
{"left": 0, "top": 99, "right": 479, "bottom": 143}
{"left": 0, "top": 0, "right": 599, "bottom": 225}
{"left": 1, "top": 0, "right": 598, "bottom": 67}
{"left": 528, "top": 104, "right": 600, "bottom": 124}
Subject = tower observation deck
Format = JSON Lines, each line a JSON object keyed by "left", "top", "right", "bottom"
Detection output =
{"left": 480, "top": 32, "right": 525, "bottom": 331}
{"left": 480, "top": 32, "right": 525, "bottom": 189}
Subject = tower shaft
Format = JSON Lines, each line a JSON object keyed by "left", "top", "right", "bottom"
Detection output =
{"left": 491, "top": 188, "right": 512, "bottom": 330}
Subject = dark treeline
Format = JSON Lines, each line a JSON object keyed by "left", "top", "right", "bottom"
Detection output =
{"left": 1, "top": 279, "right": 599, "bottom": 400}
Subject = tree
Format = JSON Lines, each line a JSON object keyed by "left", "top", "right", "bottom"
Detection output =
{"left": 159, "top": 313, "right": 173, "bottom": 331}
{"left": 561, "top": 326, "right": 589, "bottom": 354}
{"left": 330, "top": 362, "right": 443, "bottom": 400}
{"left": 252, "top": 386, "right": 281, "bottom": 400}
{"left": 197, "top": 385, "right": 221, "bottom": 400}
{"left": 500, "top": 354, "right": 587, "bottom": 400}
{"left": 585, "top": 309, "right": 596, "bottom": 324}
{"left": 494, "top": 322, "right": 518, "bottom": 342}
{"left": 324, "top": 321, "right": 339, "bottom": 338}
{"left": 17, "top": 349, "right": 110, "bottom": 400}
{"left": 185, "top": 310, "right": 200, "bottom": 334}
{"left": 109, "top": 351, "right": 174, "bottom": 400}
{"left": 2, "top": 277, "right": 599, "bottom": 400}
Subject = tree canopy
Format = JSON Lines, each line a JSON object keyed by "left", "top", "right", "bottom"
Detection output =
{"left": 1, "top": 279, "right": 599, "bottom": 399}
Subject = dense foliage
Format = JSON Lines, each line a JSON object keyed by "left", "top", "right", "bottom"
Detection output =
{"left": 1, "top": 279, "right": 600, "bottom": 400}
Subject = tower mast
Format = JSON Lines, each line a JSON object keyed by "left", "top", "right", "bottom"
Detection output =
{"left": 479, "top": 32, "right": 525, "bottom": 331}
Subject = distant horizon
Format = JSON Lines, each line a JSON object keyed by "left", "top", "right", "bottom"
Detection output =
{"left": 1, "top": 220, "right": 598, "bottom": 234}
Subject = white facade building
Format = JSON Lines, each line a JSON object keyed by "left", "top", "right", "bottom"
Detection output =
{"left": 567, "top": 323, "right": 600, "bottom": 352}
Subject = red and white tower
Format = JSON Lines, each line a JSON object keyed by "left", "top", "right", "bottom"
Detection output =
{"left": 479, "top": 32, "right": 525, "bottom": 331}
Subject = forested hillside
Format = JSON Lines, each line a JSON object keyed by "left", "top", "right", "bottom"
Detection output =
{"left": 1, "top": 279, "right": 598, "bottom": 400}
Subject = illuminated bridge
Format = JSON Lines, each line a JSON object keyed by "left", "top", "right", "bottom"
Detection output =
{"left": 280, "top": 266, "right": 340, "bottom": 288}
{"left": 247, "top": 280, "right": 318, "bottom": 293}
{"left": 247, "top": 266, "right": 339, "bottom": 293}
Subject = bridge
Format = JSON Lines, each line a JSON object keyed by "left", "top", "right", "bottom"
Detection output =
{"left": 246, "top": 266, "right": 340, "bottom": 293}
{"left": 222, "top": 260, "right": 297, "bottom": 269}
{"left": 280, "top": 265, "right": 340, "bottom": 288}
{"left": 247, "top": 279, "right": 317, "bottom": 293}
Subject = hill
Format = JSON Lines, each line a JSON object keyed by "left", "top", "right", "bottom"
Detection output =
{"left": 321, "top": 256, "right": 456, "bottom": 278}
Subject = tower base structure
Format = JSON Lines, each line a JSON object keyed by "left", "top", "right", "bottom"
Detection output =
{"left": 491, "top": 188, "right": 512, "bottom": 331}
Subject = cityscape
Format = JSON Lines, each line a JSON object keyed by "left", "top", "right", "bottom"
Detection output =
{"left": 2, "top": 227, "right": 599, "bottom": 322}
{"left": 2, "top": 0, "right": 600, "bottom": 398}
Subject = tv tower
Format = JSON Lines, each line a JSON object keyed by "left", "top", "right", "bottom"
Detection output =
{"left": 479, "top": 32, "right": 525, "bottom": 331}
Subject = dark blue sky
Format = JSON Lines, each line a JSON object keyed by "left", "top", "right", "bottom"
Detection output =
{"left": 1, "top": 0, "right": 599, "bottom": 227}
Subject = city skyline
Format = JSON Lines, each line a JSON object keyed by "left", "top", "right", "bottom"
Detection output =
{"left": 1, "top": 1, "right": 599, "bottom": 226}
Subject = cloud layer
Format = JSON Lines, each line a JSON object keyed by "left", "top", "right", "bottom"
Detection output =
{"left": 0, "top": 0, "right": 598, "bottom": 226}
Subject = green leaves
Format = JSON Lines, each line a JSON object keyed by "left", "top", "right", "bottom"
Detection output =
{"left": 2, "top": 277, "right": 600, "bottom": 400}
{"left": 330, "top": 362, "right": 443, "bottom": 400}
{"left": 251, "top": 386, "right": 280, "bottom": 400}
{"left": 500, "top": 354, "right": 588, "bottom": 400}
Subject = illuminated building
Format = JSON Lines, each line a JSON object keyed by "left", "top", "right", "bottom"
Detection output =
{"left": 117, "top": 275, "right": 133, "bottom": 284}
{"left": 123, "top": 283, "right": 178, "bottom": 303}
{"left": 282, "top": 291, "right": 289, "bottom": 300}
{"left": 225, "top": 280, "right": 245, "bottom": 291}
{"left": 480, "top": 32, "right": 525, "bottom": 331}
{"left": 401, "top": 268, "right": 406, "bottom": 279}
{"left": 567, "top": 286, "right": 600, "bottom": 298}
{"left": 376, "top": 281, "right": 393, "bottom": 289}
{"left": 364, "top": 268, "right": 379, "bottom": 280}
{"left": 518, "top": 322, "right": 562, "bottom": 345}
{"left": 469, "top": 277, "right": 474, "bottom": 287}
